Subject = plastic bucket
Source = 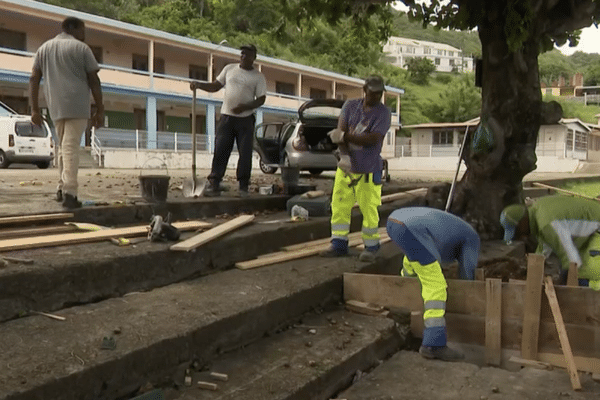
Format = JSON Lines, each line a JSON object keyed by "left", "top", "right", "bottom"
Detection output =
{"left": 280, "top": 166, "right": 300, "bottom": 186}
{"left": 139, "top": 158, "right": 170, "bottom": 203}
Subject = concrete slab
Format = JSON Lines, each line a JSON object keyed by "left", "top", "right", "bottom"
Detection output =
{"left": 173, "top": 310, "right": 402, "bottom": 400}
{"left": 337, "top": 350, "right": 600, "bottom": 400}
{"left": 0, "top": 243, "right": 403, "bottom": 400}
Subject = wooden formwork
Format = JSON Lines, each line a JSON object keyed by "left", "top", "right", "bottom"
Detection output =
{"left": 343, "top": 254, "right": 600, "bottom": 381}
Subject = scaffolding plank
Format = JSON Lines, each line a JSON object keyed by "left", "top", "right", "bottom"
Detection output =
{"left": 0, "top": 213, "right": 73, "bottom": 226}
{"left": 544, "top": 276, "right": 582, "bottom": 391}
{"left": 521, "top": 254, "right": 545, "bottom": 360}
{"left": 170, "top": 215, "right": 254, "bottom": 252}
{"left": 485, "top": 278, "right": 502, "bottom": 366}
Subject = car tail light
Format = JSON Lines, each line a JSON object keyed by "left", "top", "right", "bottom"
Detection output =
{"left": 8, "top": 134, "right": 14, "bottom": 147}
{"left": 292, "top": 136, "right": 308, "bottom": 151}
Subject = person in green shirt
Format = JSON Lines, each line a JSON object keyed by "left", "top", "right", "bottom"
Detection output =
{"left": 500, "top": 195, "right": 600, "bottom": 290}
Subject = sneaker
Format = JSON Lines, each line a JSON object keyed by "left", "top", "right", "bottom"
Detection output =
{"left": 55, "top": 189, "right": 63, "bottom": 202}
{"left": 419, "top": 345, "right": 464, "bottom": 362}
{"left": 319, "top": 246, "right": 349, "bottom": 258}
{"left": 62, "top": 193, "right": 82, "bottom": 209}
{"left": 358, "top": 249, "right": 377, "bottom": 262}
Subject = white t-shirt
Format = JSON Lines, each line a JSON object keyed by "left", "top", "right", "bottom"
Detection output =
{"left": 216, "top": 64, "right": 267, "bottom": 118}
{"left": 33, "top": 32, "right": 99, "bottom": 121}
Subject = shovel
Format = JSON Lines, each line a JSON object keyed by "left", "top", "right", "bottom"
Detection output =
{"left": 183, "top": 86, "right": 206, "bottom": 197}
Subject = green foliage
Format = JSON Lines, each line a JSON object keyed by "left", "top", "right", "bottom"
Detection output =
{"left": 543, "top": 94, "right": 600, "bottom": 124}
{"left": 425, "top": 73, "right": 481, "bottom": 122}
{"left": 404, "top": 57, "right": 436, "bottom": 84}
{"left": 538, "top": 50, "right": 575, "bottom": 85}
{"left": 584, "top": 64, "right": 600, "bottom": 86}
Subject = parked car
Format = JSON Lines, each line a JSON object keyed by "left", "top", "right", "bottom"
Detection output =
{"left": 254, "top": 98, "right": 389, "bottom": 180}
{"left": 0, "top": 101, "right": 54, "bottom": 169}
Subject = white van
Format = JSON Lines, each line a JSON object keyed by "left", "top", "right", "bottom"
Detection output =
{"left": 0, "top": 101, "right": 54, "bottom": 169}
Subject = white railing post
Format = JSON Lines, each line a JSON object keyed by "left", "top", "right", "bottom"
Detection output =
{"left": 402, "top": 145, "right": 404, "bottom": 157}
{"left": 136, "top": 129, "right": 139, "bottom": 152}
{"left": 430, "top": 145, "right": 433, "bottom": 157}
{"left": 174, "top": 132, "right": 178, "bottom": 152}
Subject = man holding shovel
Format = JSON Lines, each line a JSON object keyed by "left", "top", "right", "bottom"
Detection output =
{"left": 320, "top": 76, "right": 391, "bottom": 262}
{"left": 190, "top": 44, "right": 266, "bottom": 197}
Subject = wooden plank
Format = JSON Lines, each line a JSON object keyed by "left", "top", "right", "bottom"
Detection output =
{"left": 544, "top": 276, "right": 582, "bottom": 391}
{"left": 236, "top": 237, "right": 365, "bottom": 270}
{"left": 171, "top": 215, "right": 255, "bottom": 252}
{"left": 380, "top": 188, "right": 428, "bottom": 204}
{"left": 521, "top": 253, "right": 545, "bottom": 360}
{"left": 0, "top": 224, "right": 79, "bottom": 239}
{"left": 538, "top": 353, "right": 600, "bottom": 375}
{"left": 475, "top": 268, "right": 485, "bottom": 281}
{"left": 0, "top": 213, "right": 74, "bottom": 226}
{"left": 0, "top": 221, "right": 212, "bottom": 253}
{"left": 485, "top": 278, "right": 502, "bottom": 366}
{"left": 567, "top": 262, "right": 578, "bottom": 287}
{"left": 509, "top": 356, "right": 552, "bottom": 370}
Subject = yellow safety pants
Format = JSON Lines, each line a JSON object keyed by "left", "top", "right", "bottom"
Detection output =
{"left": 330, "top": 168, "right": 382, "bottom": 248}
{"left": 403, "top": 257, "right": 448, "bottom": 347}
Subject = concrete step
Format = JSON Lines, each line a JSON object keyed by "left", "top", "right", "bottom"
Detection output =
{"left": 171, "top": 309, "right": 404, "bottom": 400}
{"left": 0, "top": 242, "right": 403, "bottom": 400}
{"left": 0, "top": 196, "right": 423, "bottom": 323}
{"left": 79, "top": 147, "right": 98, "bottom": 169}
{"left": 337, "top": 350, "right": 600, "bottom": 399}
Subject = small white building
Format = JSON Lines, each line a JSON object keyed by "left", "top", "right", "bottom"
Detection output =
{"left": 383, "top": 36, "right": 474, "bottom": 73}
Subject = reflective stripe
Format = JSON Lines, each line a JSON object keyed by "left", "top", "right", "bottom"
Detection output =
{"left": 424, "top": 317, "right": 446, "bottom": 328}
{"left": 362, "top": 227, "right": 379, "bottom": 236}
{"left": 363, "top": 238, "right": 380, "bottom": 247}
{"left": 332, "top": 224, "right": 350, "bottom": 232}
{"left": 424, "top": 300, "right": 446, "bottom": 311}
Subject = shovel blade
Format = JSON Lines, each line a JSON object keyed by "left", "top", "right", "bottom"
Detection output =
{"left": 183, "top": 177, "right": 206, "bottom": 197}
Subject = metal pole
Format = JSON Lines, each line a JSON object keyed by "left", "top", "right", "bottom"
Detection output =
{"left": 445, "top": 125, "right": 470, "bottom": 212}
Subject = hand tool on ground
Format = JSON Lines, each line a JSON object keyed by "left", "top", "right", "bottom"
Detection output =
{"left": 148, "top": 214, "right": 181, "bottom": 241}
{"left": 183, "top": 86, "right": 206, "bottom": 197}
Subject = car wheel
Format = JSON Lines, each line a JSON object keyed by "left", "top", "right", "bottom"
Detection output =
{"left": 259, "top": 157, "right": 277, "bottom": 174}
{"left": 308, "top": 169, "right": 323, "bottom": 176}
{"left": 36, "top": 161, "right": 50, "bottom": 169}
{"left": 0, "top": 150, "right": 10, "bottom": 169}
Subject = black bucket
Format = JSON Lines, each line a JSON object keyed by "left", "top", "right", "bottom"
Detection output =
{"left": 280, "top": 166, "right": 300, "bottom": 186}
{"left": 139, "top": 157, "right": 170, "bottom": 203}
{"left": 139, "top": 175, "right": 170, "bottom": 203}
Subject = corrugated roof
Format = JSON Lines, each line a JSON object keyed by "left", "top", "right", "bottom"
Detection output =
{"left": 1, "top": 0, "right": 404, "bottom": 95}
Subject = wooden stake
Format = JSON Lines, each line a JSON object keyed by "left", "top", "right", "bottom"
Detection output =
{"left": 521, "top": 254, "right": 545, "bottom": 360}
{"left": 209, "top": 372, "right": 229, "bottom": 381}
{"left": 197, "top": 381, "right": 218, "bottom": 391}
{"left": 485, "top": 278, "right": 502, "bottom": 366}
{"left": 544, "top": 276, "right": 582, "bottom": 391}
{"left": 567, "top": 262, "right": 579, "bottom": 287}
{"left": 170, "top": 215, "right": 254, "bottom": 252}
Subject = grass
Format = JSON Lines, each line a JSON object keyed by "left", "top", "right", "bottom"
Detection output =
{"left": 560, "top": 181, "right": 600, "bottom": 198}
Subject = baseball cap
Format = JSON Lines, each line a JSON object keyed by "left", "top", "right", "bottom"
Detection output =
{"left": 240, "top": 44, "right": 257, "bottom": 54}
{"left": 364, "top": 76, "right": 385, "bottom": 92}
{"left": 500, "top": 204, "right": 527, "bottom": 244}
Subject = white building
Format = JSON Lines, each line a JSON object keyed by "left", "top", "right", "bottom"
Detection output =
{"left": 383, "top": 36, "right": 474, "bottom": 73}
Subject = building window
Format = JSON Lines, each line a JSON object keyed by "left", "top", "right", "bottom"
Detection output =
{"left": 435, "top": 58, "right": 441, "bottom": 66}
{"left": 449, "top": 59, "right": 455, "bottom": 66}
{"left": 89, "top": 46, "right": 103, "bottom": 64}
{"left": 449, "top": 51, "right": 454, "bottom": 57}
{"left": 154, "top": 58, "right": 165, "bottom": 74}
{"left": 132, "top": 54, "right": 149, "bottom": 72}
{"left": 0, "top": 28, "right": 26, "bottom": 51}
{"left": 424, "top": 47, "right": 431, "bottom": 55}
{"left": 189, "top": 64, "right": 208, "bottom": 81}
{"left": 310, "top": 88, "right": 327, "bottom": 99}
{"left": 405, "top": 46, "right": 415, "bottom": 54}
{"left": 276, "top": 81, "right": 295, "bottom": 96}
{"left": 575, "top": 130, "right": 588, "bottom": 151}
{"left": 433, "top": 130, "right": 453, "bottom": 145}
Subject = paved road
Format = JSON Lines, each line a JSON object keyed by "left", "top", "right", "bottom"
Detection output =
{"left": 1, "top": 164, "right": 597, "bottom": 217}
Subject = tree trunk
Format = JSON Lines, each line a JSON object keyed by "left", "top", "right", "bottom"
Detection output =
{"left": 443, "top": 10, "right": 561, "bottom": 240}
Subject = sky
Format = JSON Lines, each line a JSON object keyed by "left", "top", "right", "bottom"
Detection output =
{"left": 557, "top": 26, "right": 600, "bottom": 56}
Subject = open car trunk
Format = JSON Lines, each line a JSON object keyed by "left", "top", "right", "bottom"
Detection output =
{"left": 297, "top": 98, "right": 345, "bottom": 153}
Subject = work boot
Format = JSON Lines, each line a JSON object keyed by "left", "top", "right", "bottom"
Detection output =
{"left": 239, "top": 189, "right": 250, "bottom": 198}
{"left": 62, "top": 193, "right": 82, "bottom": 209}
{"left": 55, "top": 189, "right": 63, "bottom": 202}
{"left": 358, "top": 249, "right": 377, "bottom": 262}
{"left": 319, "top": 246, "right": 349, "bottom": 257}
{"left": 204, "top": 182, "right": 221, "bottom": 197}
{"left": 419, "top": 345, "right": 464, "bottom": 362}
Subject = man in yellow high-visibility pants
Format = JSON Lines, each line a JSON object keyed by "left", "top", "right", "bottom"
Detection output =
{"left": 320, "top": 76, "right": 391, "bottom": 262}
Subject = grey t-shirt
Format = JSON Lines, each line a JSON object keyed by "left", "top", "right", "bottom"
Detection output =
{"left": 33, "top": 32, "right": 100, "bottom": 121}
{"left": 216, "top": 64, "right": 267, "bottom": 118}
